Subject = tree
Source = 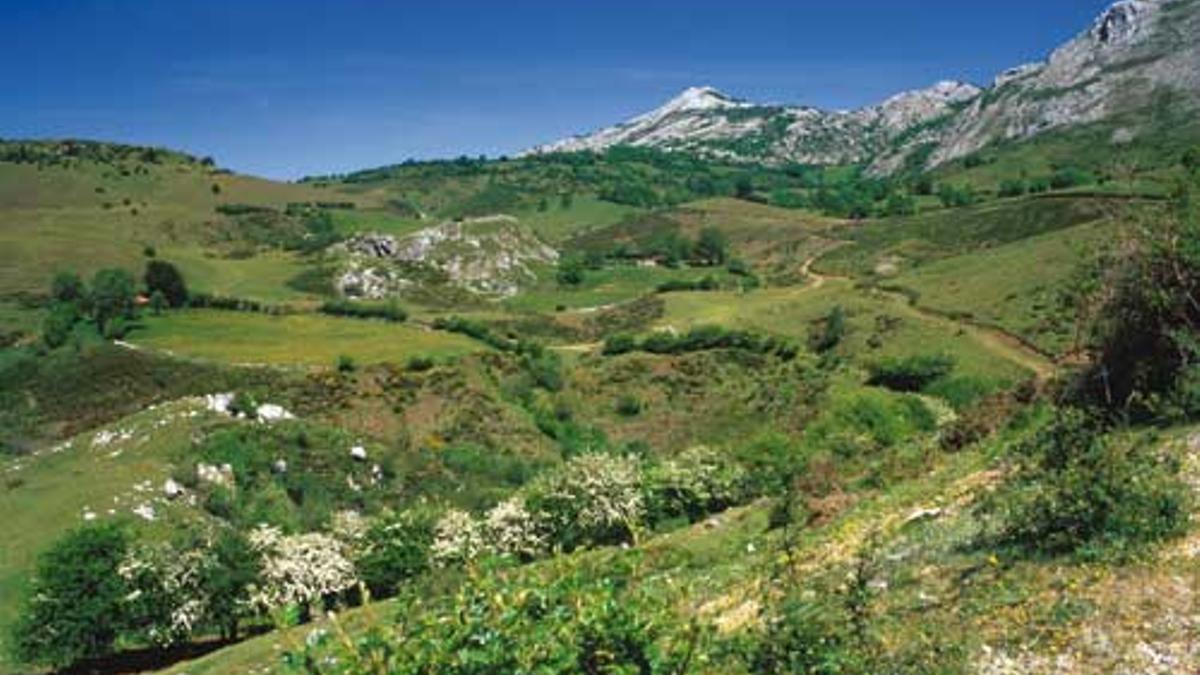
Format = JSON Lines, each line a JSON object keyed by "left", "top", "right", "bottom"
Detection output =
{"left": 42, "top": 302, "right": 79, "bottom": 348}
{"left": 144, "top": 259, "right": 188, "bottom": 307}
{"left": 149, "top": 290, "right": 167, "bottom": 316}
{"left": 11, "top": 523, "right": 130, "bottom": 669}
{"left": 1071, "top": 175, "right": 1200, "bottom": 419}
{"left": 883, "top": 192, "right": 916, "bottom": 217}
{"left": 694, "top": 226, "right": 728, "bottom": 266}
{"left": 809, "top": 305, "right": 846, "bottom": 353}
{"left": 90, "top": 268, "right": 136, "bottom": 332}
{"left": 50, "top": 271, "right": 85, "bottom": 305}
{"left": 735, "top": 175, "right": 755, "bottom": 200}
{"left": 556, "top": 256, "right": 586, "bottom": 287}
{"left": 203, "top": 529, "right": 261, "bottom": 640}
{"left": 357, "top": 510, "right": 435, "bottom": 598}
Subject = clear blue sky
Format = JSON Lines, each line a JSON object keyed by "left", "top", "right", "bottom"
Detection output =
{"left": 0, "top": 0, "right": 1112, "bottom": 179}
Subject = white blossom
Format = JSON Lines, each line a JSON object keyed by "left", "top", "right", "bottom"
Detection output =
{"left": 527, "top": 453, "right": 644, "bottom": 546}
{"left": 430, "top": 509, "right": 486, "bottom": 566}
{"left": 248, "top": 525, "right": 358, "bottom": 611}
{"left": 483, "top": 498, "right": 546, "bottom": 559}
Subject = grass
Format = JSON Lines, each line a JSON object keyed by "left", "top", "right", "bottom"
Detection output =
{"left": 0, "top": 401, "right": 203, "bottom": 670}
{"left": 162, "top": 246, "right": 321, "bottom": 305}
{"left": 129, "top": 310, "right": 484, "bottom": 366}
{"left": 514, "top": 196, "right": 640, "bottom": 243}
{"left": 503, "top": 264, "right": 733, "bottom": 313}
{"left": 656, "top": 279, "right": 1034, "bottom": 383}
{"left": 0, "top": 156, "right": 369, "bottom": 299}
{"left": 889, "top": 219, "right": 1115, "bottom": 355}
{"left": 814, "top": 194, "right": 1115, "bottom": 278}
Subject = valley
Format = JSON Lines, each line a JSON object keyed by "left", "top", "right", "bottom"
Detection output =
{"left": 2, "top": 1, "right": 1200, "bottom": 673}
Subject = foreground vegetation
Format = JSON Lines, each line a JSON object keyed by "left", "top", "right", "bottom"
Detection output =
{"left": 1, "top": 135, "right": 1199, "bottom": 674}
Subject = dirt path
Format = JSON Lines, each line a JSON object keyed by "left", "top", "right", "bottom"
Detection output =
{"left": 796, "top": 248, "right": 1058, "bottom": 380}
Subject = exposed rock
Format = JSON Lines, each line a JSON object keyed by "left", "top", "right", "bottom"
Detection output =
{"left": 349, "top": 445, "right": 368, "bottom": 461}
{"left": 336, "top": 216, "right": 558, "bottom": 299}
{"left": 255, "top": 403, "right": 295, "bottom": 423}
{"left": 163, "top": 479, "right": 183, "bottom": 499}
{"left": 197, "top": 462, "right": 235, "bottom": 488}
{"left": 525, "top": 0, "right": 1198, "bottom": 174}
{"left": 132, "top": 503, "right": 157, "bottom": 521}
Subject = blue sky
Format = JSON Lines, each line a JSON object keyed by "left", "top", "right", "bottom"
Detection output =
{"left": 0, "top": 0, "right": 1112, "bottom": 179}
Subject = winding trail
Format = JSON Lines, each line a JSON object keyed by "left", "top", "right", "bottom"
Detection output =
{"left": 801, "top": 254, "right": 1058, "bottom": 381}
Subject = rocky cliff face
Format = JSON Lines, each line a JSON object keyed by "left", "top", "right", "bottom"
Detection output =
{"left": 528, "top": 0, "right": 1199, "bottom": 173}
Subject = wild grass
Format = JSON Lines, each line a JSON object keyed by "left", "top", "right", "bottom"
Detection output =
{"left": 130, "top": 310, "right": 483, "bottom": 366}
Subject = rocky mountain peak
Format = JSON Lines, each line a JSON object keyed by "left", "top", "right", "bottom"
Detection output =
{"left": 1092, "top": 0, "right": 1154, "bottom": 45}
{"left": 657, "top": 86, "right": 747, "bottom": 114}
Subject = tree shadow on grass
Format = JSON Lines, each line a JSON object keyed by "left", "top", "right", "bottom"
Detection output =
{"left": 56, "top": 626, "right": 272, "bottom": 675}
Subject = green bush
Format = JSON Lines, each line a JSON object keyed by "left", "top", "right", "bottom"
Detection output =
{"left": 643, "top": 447, "right": 749, "bottom": 525}
{"left": 615, "top": 394, "right": 643, "bottom": 417}
{"left": 356, "top": 509, "right": 437, "bottom": 598}
{"left": 602, "top": 333, "right": 637, "bottom": 356}
{"left": 286, "top": 561, "right": 704, "bottom": 674}
{"left": 867, "top": 354, "right": 955, "bottom": 392}
{"left": 979, "top": 409, "right": 1190, "bottom": 559}
{"left": 808, "top": 305, "right": 846, "bottom": 353}
{"left": 144, "top": 259, "right": 189, "bottom": 307}
{"left": 318, "top": 299, "right": 407, "bottom": 322}
{"left": 10, "top": 523, "right": 130, "bottom": 669}
{"left": 42, "top": 301, "right": 80, "bottom": 348}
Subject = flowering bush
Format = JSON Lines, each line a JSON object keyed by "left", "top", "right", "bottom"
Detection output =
{"left": 483, "top": 498, "right": 547, "bottom": 560}
{"left": 429, "top": 509, "right": 486, "bottom": 566}
{"left": 525, "top": 453, "right": 645, "bottom": 550}
{"left": 249, "top": 525, "right": 358, "bottom": 615}
{"left": 119, "top": 543, "right": 215, "bottom": 647}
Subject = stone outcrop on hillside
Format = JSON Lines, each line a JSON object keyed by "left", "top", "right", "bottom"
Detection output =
{"left": 335, "top": 216, "right": 558, "bottom": 299}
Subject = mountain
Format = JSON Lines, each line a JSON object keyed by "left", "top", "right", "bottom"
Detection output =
{"left": 528, "top": 0, "right": 1200, "bottom": 173}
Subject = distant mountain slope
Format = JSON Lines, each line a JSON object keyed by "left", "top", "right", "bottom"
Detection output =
{"left": 528, "top": 0, "right": 1200, "bottom": 173}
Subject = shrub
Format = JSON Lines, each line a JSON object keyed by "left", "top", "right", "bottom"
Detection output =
{"left": 247, "top": 525, "right": 358, "bottom": 618}
{"left": 336, "top": 354, "right": 356, "bottom": 373}
{"left": 287, "top": 561, "right": 703, "bottom": 673}
{"left": 1068, "top": 176, "right": 1200, "bottom": 421}
{"left": 90, "top": 267, "right": 136, "bottom": 332}
{"left": 998, "top": 178, "right": 1027, "bottom": 197}
{"left": 318, "top": 299, "right": 407, "bottom": 322}
{"left": 356, "top": 509, "right": 436, "bottom": 597}
{"left": 430, "top": 508, "right": 486, "bottom": 566}
{"left": 867, "top": 354, "right": 955, "bottom": 392}
{"left": 978, "top": 409, "right": 1190, "bottom": 559}
{"left": 50, "top": 271, "right": 85, "bottom": 304}
{"left": 602, "top": 333, "right": 637, "bottom": 356}
{"left": 809, "top": 305, "right": 846, "bottom": 353}
{"left": 615, "top": 394, "right": 643, "bottom": 417}
{"left": 643, "top": 447, "right": 749, "bottom": 525}
{"left": 525, "top": 453, "right": 645, "bottom": 550}
{"left": 556, "top": 256, "right": 586, "bottom": 286}
{"left": 405, "top": 355, "right": 435, "bottom": 371}
{"left": 483, "top": 498, "right": 547, "bottom": 560}
{"left": 11, "top": 523, "right": 130, "bottom": 669}
{"left": 694, "top": 226, "right": 728, "bottom": 265}
{"left": 924, "top": 375, "right": 998, "bottom": 410}
{"left": 144, "top": 259, "right": 189, "bottom": 307}
{"left": 42, "top": 301, "right": 80, "bottom": 349}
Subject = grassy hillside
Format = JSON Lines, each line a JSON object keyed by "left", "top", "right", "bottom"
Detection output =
{"left": 2, "top": 134, "right": 1199, "bottom": 675}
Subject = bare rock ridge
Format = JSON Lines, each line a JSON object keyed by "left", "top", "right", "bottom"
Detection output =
{"left": 336, "top": 216, "right": 558, "bottom": 299}
{"left": 527, "top": 0, "right": 1198, "bottom": 173}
